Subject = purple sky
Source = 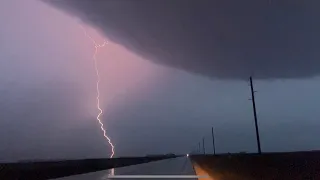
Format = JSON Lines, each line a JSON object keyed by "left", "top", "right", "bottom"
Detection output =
{"left": 1, "top": 0, "right": 320, "bottom": 162}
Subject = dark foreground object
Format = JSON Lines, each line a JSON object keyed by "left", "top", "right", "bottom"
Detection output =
{"left": 190, "top": 151, "right": 320, "bottom": 180}
{"left": 0, "top": 155, "right": 181, "bottom": 180}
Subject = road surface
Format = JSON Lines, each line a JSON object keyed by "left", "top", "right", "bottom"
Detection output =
{"left": 57, "top": 156, "right": 196, "bottom": 180}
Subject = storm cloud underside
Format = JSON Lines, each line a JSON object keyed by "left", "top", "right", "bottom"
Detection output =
{"left": 44, "top": 0, "right": 320, "bottom": 79}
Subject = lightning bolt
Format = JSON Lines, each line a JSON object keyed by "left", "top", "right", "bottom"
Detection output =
{"left": 80, "top": 25, "right": 115, "bottom": 159}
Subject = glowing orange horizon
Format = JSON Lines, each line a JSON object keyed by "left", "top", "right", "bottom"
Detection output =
{"left": 80, "top": 25, "right": 115, "bottom": 158}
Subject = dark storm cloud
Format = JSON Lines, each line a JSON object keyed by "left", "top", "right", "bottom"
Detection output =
{"left": 43, "top": 0, "right": 320, "bottom": 79}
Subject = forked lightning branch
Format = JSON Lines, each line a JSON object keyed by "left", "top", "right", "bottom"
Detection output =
{"left": 80, "top": 25, "right": 115, "bottom": 158}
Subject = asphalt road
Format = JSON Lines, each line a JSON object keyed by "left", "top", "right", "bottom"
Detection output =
{"left": 57, "top": 156, "right": 196, "bottom": 180}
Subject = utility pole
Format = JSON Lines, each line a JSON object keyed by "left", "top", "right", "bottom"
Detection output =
{"left": 211, "top": 127, "right": 216, "bottom": 155}
{"left": 249, "top": 76, "right": 261, "bottom": 154}
{"left": 202, "top": 137, "right": 205, "bottom": 154}
{"left": 198, "top": 142, "right": 201, "bottom": 153}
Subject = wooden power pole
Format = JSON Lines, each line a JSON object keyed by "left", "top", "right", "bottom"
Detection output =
{"left": 249, "top": 76, "right": 261, "bottom": 154}
{"left": 202, "top": 137, "right": 205, "bottom": 154}
{"left": 211, "top": 127, "right": 216, "bottom": 155}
